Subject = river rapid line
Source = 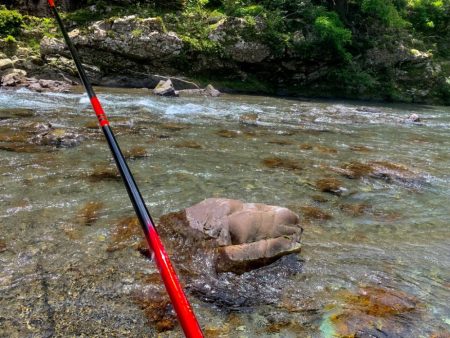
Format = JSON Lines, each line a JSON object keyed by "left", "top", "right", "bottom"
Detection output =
{"left": 0, "top": 87, "right": 449, "bottom": 337}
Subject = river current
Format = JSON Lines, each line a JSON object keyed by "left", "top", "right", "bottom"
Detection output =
{"left": 0, "top": 88, "right": 449, "bottom": 337}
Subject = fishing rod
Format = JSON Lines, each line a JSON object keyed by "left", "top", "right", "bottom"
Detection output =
{"left": 46, "top": 1, "right": 203, "bottom": 336}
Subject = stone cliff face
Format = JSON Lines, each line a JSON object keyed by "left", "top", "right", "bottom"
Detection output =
{"left": 37, "top": 14, "right": 447, "bottom": 104}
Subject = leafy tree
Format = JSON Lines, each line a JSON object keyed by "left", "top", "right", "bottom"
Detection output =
{"left": 313, "top": 11, "right": 352, "bottom": 60}
{"left": 0, "top": 6, "right": 23, "bottom": 38}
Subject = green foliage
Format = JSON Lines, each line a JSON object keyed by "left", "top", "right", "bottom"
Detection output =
{"left": 0, "top": 6, "right": 23, "bottom": 38}
{"left": 131, "top": 29, "right": 143, "bottom": 37}
{"left": 234, "top": 5, "right": 265, "bottom": 17}
{"left": 407, "top": 0, "right": 450, "bottom": 33}
{"left": 4, "top": 34, "right": 16, "bottom": 43}
{"left": 22, "top": 16, "right": 57, "bottom": 38}
{"left": 361, "top": 0, "right": 407, "bottom": 27}
{"left": 64, "top": 7, "right": 107, "bottom": 25}
{"left": 313, "top": 11, "right": 352, "bottom": 60}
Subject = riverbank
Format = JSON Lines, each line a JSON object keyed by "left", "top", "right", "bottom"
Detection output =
{"left": 1, "top": 2, "right": 450, "bottom": 104}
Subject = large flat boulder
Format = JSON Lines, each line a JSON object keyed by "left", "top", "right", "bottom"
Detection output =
{"left": 158, "top": 198, "right": 303, "bottom": 274}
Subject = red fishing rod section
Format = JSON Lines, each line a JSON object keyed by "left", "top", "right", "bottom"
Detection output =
{"left": 47, "top": 1, "right": 203, "bottom": 337}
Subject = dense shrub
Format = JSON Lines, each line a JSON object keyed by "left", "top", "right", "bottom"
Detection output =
{"left": 361, "top": 0, "right": 407, "bottom": 27}
{"left": 313, "top": 11, "right": 352, "bottom": 60}
{"left": 407, "top": 0, "right": 450, "bottom": 33}
{"left": 0, "top": 6, "right": 23, "bottom": 37}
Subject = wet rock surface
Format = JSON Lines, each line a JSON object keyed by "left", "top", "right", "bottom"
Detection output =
{"left": 146, "top": 199, "right": 304, "bottom": 308}
{"left": 333, "top": 160, "right": 427, "bottom": 188}
{"left": 262, "top": 157, "right": 303, "bottom": 171}
{"left": 323, "top": 286, "right": 422, "bottom": 337}
{"left": 77, "top": 201, "right": 104, "bottom": 226}
{"left": 0, "top": 239, "right": 6, "bottom": 253}
{"left": 158, "top": 198, "right": 303, "bottom": 274}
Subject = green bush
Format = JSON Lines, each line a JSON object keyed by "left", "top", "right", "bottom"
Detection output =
{"left": 4, "top": 34, "right": 16, "bottom": 43}
{"left": 0, "top": 6, "right": 23, "bottom": 38}
{"left": 407, "top": 0, "right": 450, "bottom": 33}
{"left": 313, "top": 11, "right": 352, "bottom": 60}
{"left": 361, "top": 0, "right": 407, "bottom": 27}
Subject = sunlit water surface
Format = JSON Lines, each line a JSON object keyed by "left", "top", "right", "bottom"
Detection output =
{"left": 0, "top": 88, "right": 449, "bottom": 337}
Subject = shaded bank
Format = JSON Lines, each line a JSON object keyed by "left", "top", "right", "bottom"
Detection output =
{"left": 1, "top": 1, "right": 450, "bottom": 104}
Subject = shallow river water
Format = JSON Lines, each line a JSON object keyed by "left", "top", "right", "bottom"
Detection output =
{"left": 0, "top": 88, "right": 449, "bottom": 337}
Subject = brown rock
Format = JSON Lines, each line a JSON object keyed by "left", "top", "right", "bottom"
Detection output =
{"left": 267, "top": 139, "right": 294, "bottom": 146}
{"left": 89, "top": 165, "right": 121, "bottom": 182}
{"left": 174, "top": 140, "right": 202, "bottom": 149}
{"left": 184, "top": 198, "right": 303, "bottom": 273}
{"left": 0, "top": 239, "right": 6, "bottom": 253}
{"left": 315, "top": 145, "right": 337, "bottom": 154}
{"left": 77, "top": 201, "right": 104, "bottom": 226}
{"left": 216, "top": 129, "right": 239, "bottom": 138}
{"left": 216, "top": 236, "right": 302, "bottom": 274}
{"left": 239, "top": 113, "right": 258, "bottom": 126}
{"left": 299, "top": 143, "right": 313, "bottom": 150}
{"left": 298, "top": 205, "right": 332, "bottom": 221}
{"left": 123, "top": 146, "right": 148, "bottom": 159}
{"left": 262, "top": 157, "right": 302, "bottom": 171}
{"left": 133, "top": 290, "right": 177, "bottom": 333}
{"left": 340, "top": 203, "right": 371, "bottom": 216}
{"left": 107, "top": 216, "right": 143, "bottom": 252}
{"left": 157, "top": 198, "right": 303, "bottom": 274}
{"left": 349, "top": 145, "right": 372, "bottom": 152}
{"left": 328, "top": 286, "right": 421, "bottom": 337}
{"left": 159, "top": 122, "right": 190, "bottom": 131}
{"left": 340, "top": 162, "right": 374, "bottom": 179}
{"left": 84, "top": 121, "right": 99, "bottom": 129}
{"left": 0, "top": 143, "right": 50, "bottom": 153}
{"left": 315, "top": 178, "right": 345, "bottom": 195}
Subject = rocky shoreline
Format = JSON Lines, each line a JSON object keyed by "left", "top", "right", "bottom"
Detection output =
{"left": 1, "top": 9, "right": 449, "bottom": 104}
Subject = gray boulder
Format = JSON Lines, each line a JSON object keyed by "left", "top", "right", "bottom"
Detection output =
{"left": 0, "top": 58, "right": 13, "bottom": 71}
{"left": 41, "top": 16, "right": 183, "bottom": 62}
{"left": 153, "top": 79, "right": 178, "bottom": 96}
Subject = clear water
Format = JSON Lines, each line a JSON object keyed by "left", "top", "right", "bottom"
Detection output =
{"left": 0, "top": 88, "right": 449, "bottom": 337}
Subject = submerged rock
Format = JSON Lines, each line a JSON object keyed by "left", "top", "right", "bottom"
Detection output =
{"left": 174, "top": 140, "right": 202, "bottom": 149}
{"left": 297, "top": 205, "right": 332, "bottom": 222}
{"left": 315, "top": 178, "right": 346, "bottom": 196}
{"left": 323, "top": 286, "right": 421, "bottom": 337}
{"left": 133, "top": 289, "right": 177, "bottom": 333}
{"left": 334, "top": 160, "right": 425, "bottom": 187}
{"left": 262, "top": 157, "right": 303, "bottom": 171}
{"left": 33, "top": 128, "right": 84, "bottom": 148}
{"left": 216, "top": 129, "right": 239, "bottom": 138}
{"left": 123, "top": 146, "right": 148, "bottom": 159}
{"left": 89, "top": 165, "right": 121, "bottom": 182}
{"left": 77, "top": 201, "right": 104, "bottom": 226}
{"left": 107, "top": 216, "right": 143, "bottom": 252}
{"left": 0, "top": 108, "right": 35, "bottom": 119}
{"left": 239, "top": 113, "right": 259, "bottom": 126}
